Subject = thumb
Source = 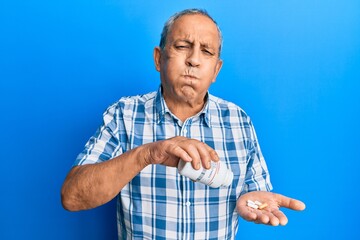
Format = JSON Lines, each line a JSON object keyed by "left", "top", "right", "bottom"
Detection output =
{"left": 276, "top": 194, "right": 306, "bottom": 211}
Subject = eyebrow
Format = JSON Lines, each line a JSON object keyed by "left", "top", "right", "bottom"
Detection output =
{"left": 175, "top": 39, "right": 192, "bottom": 45}
{"left": 175, "top": 39, "right": 215, "bottom": 50}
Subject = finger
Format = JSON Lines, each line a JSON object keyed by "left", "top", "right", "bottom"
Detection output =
{"left": 239, "top": 205, "right": 278, "bottom": 226}
{"left": 197, "top": 142, "right": 212, "bottom": 169}
{"left": 184, "top": 144, "right": 202, "bottom": 170}
{"left": 260, "top": 211, "right": 279, "bottom": 226}
{"left": 247, "top": 209, "right": 271, "bottom": 225}
{"left": 256, "top": 211, "right": 270, "bottom": 224}
{"left": 169, "top": 145, "right": 192, "bottom": 162}
{"left": 238, "top": 207, "right": 257, "bottom": 222}
{"left": 272, "top": 209, "right": 288, "bottom": 226}
{"left": 276, "top": 194, "right": 306, "bottom": 211}
{"left": 268, "top": 214, "right": 280, "bottom": 226}
{"left": 269, "top": 216, "right": 280, "bottom": 226}
{"left": 203, "top": 143, "right": 219, "bottom": 162}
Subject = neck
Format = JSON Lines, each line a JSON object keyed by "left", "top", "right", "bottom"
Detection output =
{"left": 163, "top": 94, "right": 206, "bottom": 122}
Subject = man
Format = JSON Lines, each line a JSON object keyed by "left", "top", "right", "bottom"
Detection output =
{"left": 61, "top": 9, "right": 305, "bottom": 239}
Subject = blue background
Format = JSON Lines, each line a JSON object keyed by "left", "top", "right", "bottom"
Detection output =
{"left": 1, "top": 0, "right": 359, "bottom": 239}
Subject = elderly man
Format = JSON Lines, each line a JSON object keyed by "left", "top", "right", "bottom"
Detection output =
{"left": 61, "top": 8, "right": 305, "bottom": 239}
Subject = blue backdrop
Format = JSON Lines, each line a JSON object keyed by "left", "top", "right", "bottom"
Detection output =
{"left": 1, "top": 1, "right": 359, "bottom": 239}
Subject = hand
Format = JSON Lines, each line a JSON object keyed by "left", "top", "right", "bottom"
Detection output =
{"left": 143, "top": 136, "right": 219, "bottom": 169}
{"left": 237, "top": 191, "right": 306, "bottom": 226}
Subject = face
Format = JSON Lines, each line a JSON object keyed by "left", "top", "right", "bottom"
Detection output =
{"left": 154, "top": 14, "right": 223, "bottom": 106}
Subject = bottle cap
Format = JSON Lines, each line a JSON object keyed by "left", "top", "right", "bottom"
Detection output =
{"left": 221, "top": 170, "right": 234, "bottom": 187}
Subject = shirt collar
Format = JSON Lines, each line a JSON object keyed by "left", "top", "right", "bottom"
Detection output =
{"left": 155, "top": 86, "right": 212, "bottom": 127}
{"left": 155, "top": 87, "right": 170, "bottom": 124}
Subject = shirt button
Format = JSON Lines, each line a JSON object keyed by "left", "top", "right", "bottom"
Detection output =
{"left": 185, "top": 201, "right": 191, "bottom": 206}
{"left": 183, "top": 129, "right": 187, "bottom": 135}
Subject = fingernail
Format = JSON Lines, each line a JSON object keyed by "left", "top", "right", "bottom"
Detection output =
{"left": 196, "top": 162, "right": 201, "bottom": 170}
{"left": 206, "top": 161, "right": 211, "bottom": 169}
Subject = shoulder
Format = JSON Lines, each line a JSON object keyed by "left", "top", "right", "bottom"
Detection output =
{"left": 98, "top": 91, "right": 157, "bottom": 123}
{"left": 207, "top": 94, "right": 258, "bottom": 141}
{"left": 208, "top": 94, "right": 250, "bottom": 120}
{"left": 106, "top": 91, "right": 157, "bottom": 112}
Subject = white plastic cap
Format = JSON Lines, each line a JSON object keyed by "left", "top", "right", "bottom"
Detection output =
{"left": 221, "top": 170, "right": 234, "bottom": 187}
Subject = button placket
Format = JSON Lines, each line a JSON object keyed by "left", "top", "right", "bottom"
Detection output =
{"left": 179, "top": 119, "right": 192, "bottom": 239}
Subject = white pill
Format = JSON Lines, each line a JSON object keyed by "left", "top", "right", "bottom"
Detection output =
{"left": 247, "top": 200, "right": 255, "bottom": 205}
{"left": 254, "top": 200, "right": 262, "bottom": 206}
{"left": 247, "top": 202, "right": 259, "bottom": 209}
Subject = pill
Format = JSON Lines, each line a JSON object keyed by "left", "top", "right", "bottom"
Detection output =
{"left": 246, "top": 201, "right": 259, "bottom": 209}
{"left": 246, "top": 199, "right": 255, "bottom": 204}
{"left": 246, "top": 199, "right": 268, "bottom": 210}
{"left": 248, "top": 203, "right": 259, "bottom": 209}
{"left": 258, "top": 203, "right": 268, "bottom": 210}
{"left": 254, "top": 200, "right": 262, "bottom": 206}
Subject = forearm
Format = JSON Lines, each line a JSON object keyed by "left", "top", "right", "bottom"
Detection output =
{"left": 61, "top": 136, "right": 218, "bottom": 211}
{"left": 61, "top": 145, "right": 149, "bottom": 211}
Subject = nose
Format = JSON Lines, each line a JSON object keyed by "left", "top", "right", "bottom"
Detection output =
{"left": 186, "top": 48, "right": 201, "bottom": 67}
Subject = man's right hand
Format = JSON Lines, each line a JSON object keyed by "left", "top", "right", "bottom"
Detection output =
{"left": 61, "top": 136, "right": 219, "bottom": 211}
{"left": 143, "top": 136, "right": 219, "bottom": 170}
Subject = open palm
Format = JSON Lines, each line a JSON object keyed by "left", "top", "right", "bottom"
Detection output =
{"left": 237, "top": 191, "right": 306, "bottom": 226}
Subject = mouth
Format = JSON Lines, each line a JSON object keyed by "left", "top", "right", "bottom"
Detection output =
{"left": 183, "top": 74, "right": 199, "bottom": 79}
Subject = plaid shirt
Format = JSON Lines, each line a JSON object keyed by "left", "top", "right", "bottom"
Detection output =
{"left": 74, "top": 87, "right": 272, "bottom": 240}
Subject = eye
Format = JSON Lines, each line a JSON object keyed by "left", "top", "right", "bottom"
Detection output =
{"left": 175, "top": 45, "right": 189, "bottom": 50}
{"left": 202, "top": 49, "right": 214, "bottom": 56}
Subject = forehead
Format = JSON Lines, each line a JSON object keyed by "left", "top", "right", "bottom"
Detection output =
{"left": 168, "top": 14, "right": 220, "bottom": 47}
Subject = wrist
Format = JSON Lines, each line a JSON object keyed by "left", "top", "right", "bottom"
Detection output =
{"left": 136, "top": 144, "right": 153, "bottom": 169}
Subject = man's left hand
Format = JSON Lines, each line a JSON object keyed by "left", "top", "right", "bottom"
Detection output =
{"left": 237, "top": 191, "right": 305, "bottom": 226}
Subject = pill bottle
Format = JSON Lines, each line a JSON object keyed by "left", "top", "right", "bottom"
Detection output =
{"left": 177, "top": 160, "right": 233, "bottom": 188}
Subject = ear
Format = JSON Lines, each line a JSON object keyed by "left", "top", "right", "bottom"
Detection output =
{"left": 153, "top": 47, "right": 162, "bottom": 72}
{"left": 212, "top": 59, "right": 223, "bottom": 83}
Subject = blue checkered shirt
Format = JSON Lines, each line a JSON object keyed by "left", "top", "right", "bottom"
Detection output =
{"left": 74, "top": 87, "right": 272, "bottom": 240}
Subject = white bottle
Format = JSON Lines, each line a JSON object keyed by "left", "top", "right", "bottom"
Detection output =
{"left": 177, "top": 160, "right": 233, "bottom": 188}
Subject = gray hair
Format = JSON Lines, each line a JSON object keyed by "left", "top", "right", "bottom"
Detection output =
{"left": 159, "top": 9, "right": 223, "bottom": 57}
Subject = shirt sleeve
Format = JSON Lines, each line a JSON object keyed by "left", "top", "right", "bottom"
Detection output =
{"left": 73, "top": 103, "right": 123, "bottom": 166}
{"left": 240, "top": 119, "right": 273, "bottom": 194}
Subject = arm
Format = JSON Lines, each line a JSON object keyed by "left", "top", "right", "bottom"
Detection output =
{"left": 61, "top": 145, "right": 147, "bottom": 211}
{"left": 236, "top": 118, "right": 305, "bottom": 225}
{"left": 61, "top": 136, "right": 219, "bottom": 211}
